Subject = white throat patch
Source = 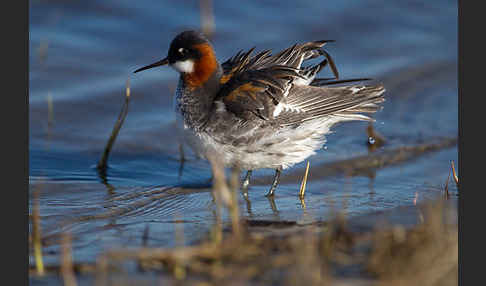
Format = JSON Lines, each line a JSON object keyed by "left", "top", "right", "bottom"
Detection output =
{"left": 171, "top": 60, "right": 194, "bottom": 73}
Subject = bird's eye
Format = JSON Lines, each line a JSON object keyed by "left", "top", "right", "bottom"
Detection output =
{"left": 178, "top": 48, "right": 186, "bottom": 55}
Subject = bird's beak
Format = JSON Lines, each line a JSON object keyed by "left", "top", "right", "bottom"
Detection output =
{"left": 133, "top": 57, "right": 169, "bottom": 73}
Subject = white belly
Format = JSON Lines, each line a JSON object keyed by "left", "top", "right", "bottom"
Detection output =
{"left": 182, "top": 116, "right": 344, "bottom": 171}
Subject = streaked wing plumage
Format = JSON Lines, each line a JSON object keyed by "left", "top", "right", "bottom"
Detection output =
{"left": 274, "top": 85, "right": 385, "bottom": 126}
{"left": 220, "top": 40, "right": 337, "bottom": 84}
{"left": 217, "top": 40, "right": 384, "bottom": 125}
{"left": 218, "top": 66, "right": 303, "bottom": 120}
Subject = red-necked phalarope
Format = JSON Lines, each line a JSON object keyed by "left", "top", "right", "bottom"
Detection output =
{"left": 134, "top": 30, "right": 385, "bottom": 197}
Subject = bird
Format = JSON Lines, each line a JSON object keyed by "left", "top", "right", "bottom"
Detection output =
{"left": 134, "top": 30, "right": 385, "bottom": 197}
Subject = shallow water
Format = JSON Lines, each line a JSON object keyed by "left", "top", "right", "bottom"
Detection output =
{"left": 29, "top": 0, "right": 457, "bottom": 274}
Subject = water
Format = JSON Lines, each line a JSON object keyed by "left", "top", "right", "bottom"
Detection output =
{"left": 29, "top": 0, "right": 457, "bottom": 273}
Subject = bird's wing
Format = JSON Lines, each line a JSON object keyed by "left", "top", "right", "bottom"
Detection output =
{"left": 217, "top": 40, "right": 339, "bottom": 120}
{"left": 217, "top": 66, "right": 302, "bottom": 120}
{"left": 273, "top": 84, "right": 386, "bottom": 127}
{"left": 220, "top": 40, "right": 339, "bottom": 85}
{"left": 217, "top": 40, "right": 384, "bottom": 123}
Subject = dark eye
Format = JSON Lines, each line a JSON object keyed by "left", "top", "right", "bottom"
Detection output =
{"left": 178, "top": 48, "right": 187, "bottom": 55}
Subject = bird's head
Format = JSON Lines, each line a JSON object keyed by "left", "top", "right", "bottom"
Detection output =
{"left": 134, "top": 30, "right": 219, "bottom": 88}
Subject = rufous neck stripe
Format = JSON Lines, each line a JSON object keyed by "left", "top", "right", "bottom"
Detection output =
{"left": 183, "top": 43, "right": 218, "bottom": 89}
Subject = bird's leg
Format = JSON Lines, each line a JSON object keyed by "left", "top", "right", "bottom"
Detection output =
{"left": 242, "top": 170, "right": 252, "bottom": 189}
{"left": 265, "top": 168, "right": 282, "bottom": 197}
{"left": 241, "top": 170, "right": 252, "bottom": 199}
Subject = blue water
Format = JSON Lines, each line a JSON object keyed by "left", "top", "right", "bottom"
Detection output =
{"left": 29, "top": 0, "right": 457, "bottom": 274}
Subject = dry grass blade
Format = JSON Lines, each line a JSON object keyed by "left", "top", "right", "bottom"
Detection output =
{"left": 444, "top": 170, "right": 450, "bottom": 199}
{"left": 229, "top": 166, "right": 242, "bottom": 237}
{"left": 61, "top": 232, "right": 78, "bottom": 286}
{"left": 47, "top": 93, "right": 53, "bottom": 128}
{"left": 207, "top": 152, "right": 242, "bottom": 238}
{"left": 78, "top": 197, "right": 455, "bottom": 285}
{"left": 208, "top": 153, "right": 231, "bottom": 208}
{"left": 97, "top": 78, "right": 131, "bottom": 172}
{"left": 299, "top": 161, "right": 310, "bottom": 199}
{"left": 94, "top": 254, "right": 109, "bottom": 286}
{"left": 173, "top": 213, "right": 187, "bottom": 280}
{"left": 451, "top": 160, "right": 459, "bottom": 186}
{"left": 32, "top": 186, "right": 44, "bottom": 276}
{"left": 367, "top": 200, "right": 458, "bottom": 286}
{"left": 207, "top": 153, "right": 229, "bottom": 244}
{"left": 199, "top": 0, "right": 214, "bottom": 38}
{"left": 299, "top": 197, "right": 306, "bottom": 209}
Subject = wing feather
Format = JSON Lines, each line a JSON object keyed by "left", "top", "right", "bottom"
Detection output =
{"left": 217, "top": 40, "right": 384, "bottom": 125}
{"left": 276, "top": 85, "right": 385, "bottom": 126}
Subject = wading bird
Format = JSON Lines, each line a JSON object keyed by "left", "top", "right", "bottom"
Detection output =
{"left": 134, "top": 30, "right": 385, "bottom": 197}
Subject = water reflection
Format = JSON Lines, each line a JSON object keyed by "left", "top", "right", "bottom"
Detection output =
{"left": 267, "top": 196, "right": 280, "bottom": 219}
